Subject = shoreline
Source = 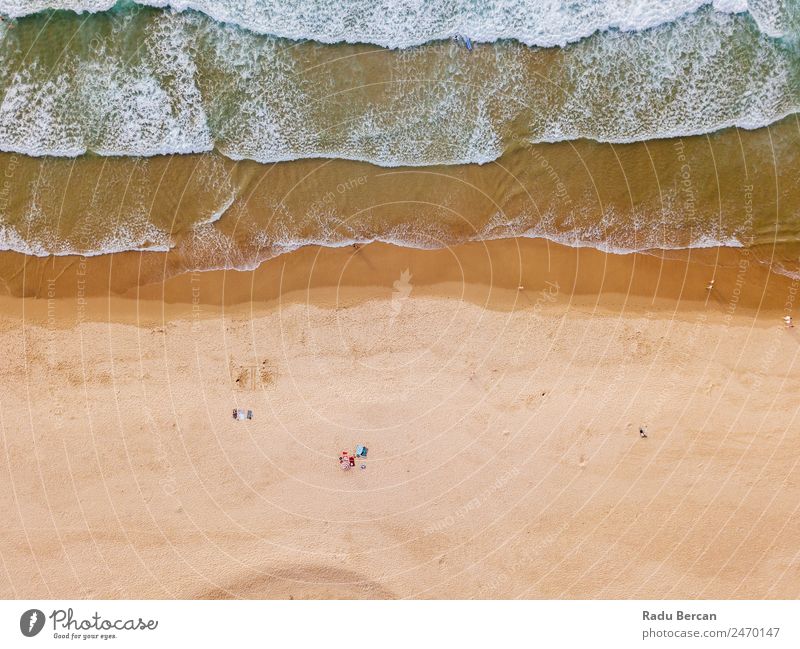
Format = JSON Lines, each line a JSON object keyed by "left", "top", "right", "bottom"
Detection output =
{"left": 1, "top": 115, "right": 798, "bottom": 269}
{"left": 1, "top": 238, "right": 797, "bottom": 326}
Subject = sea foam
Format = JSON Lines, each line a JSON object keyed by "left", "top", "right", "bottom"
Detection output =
{"left": 0, "top": 8, "right": 796, "bottom": 167}
{"left": 0, "top": 0, "right": 795, "bottom": 47}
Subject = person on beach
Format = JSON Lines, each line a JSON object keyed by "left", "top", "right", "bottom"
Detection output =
{"left": 784, "top": 315, "right": 793, "bottom": 328}
{"left": 639, "top": 427, "right": 647, "bottom": 438}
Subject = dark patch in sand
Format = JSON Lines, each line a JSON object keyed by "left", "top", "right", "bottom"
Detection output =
{"left": 195, "top": 564, "right": 397, "bottom": 599}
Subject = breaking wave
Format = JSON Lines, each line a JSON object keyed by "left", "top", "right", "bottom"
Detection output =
{"left": 0, "top": 7, "right": 797, "bottom": 167}
{"left": 0, "top": 0, "right": 797, "bottom": 48}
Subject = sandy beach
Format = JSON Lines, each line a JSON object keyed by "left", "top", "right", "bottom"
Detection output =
{"left": 0, "top": 238, "right": 798, "bottom": 599}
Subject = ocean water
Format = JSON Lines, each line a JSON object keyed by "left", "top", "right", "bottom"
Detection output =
{"left": 0, "top": 117, "right": 797, "bottom": 272}
{"left": 2, "top": 0, "right": 798, "bottom": 46}
{"left": 0, "top": 1, "right": 798, "bottom": 267}
{"left": 0, "top": 6, "right": 798, "bottom": 163}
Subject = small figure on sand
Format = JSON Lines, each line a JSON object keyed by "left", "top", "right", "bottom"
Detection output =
{"left": 639, "top": 427, "right": 647, "bottom": 438}
{"left": 784, "top": 315, "right": 793, "bottom": 328}
{"left": 705, "top": 279, "right": 715, "bottom": 291}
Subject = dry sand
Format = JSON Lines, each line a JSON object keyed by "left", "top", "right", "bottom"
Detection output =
{"left": 0, "top": 238, "right": 799, "bottom": 599}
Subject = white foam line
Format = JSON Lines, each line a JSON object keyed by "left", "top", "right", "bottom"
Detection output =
{"left": 0, "top": 218, "right": 754, "bottom": 269}
{"left": 530, "top": 107, "right": 800, "bottom": 147}
{"left": 203, "top": 193, "right": 235, "bottom": 225}
{"left": 174, "top": 231, "right": 750, "bottom": 275}
{"left": 1, "top": 103, "right": 796, "bottom": 168}
{"left": 0, "top": 235, "right": 174, "bottom": 257}
{"left": 0, "top": 0, "right": 786, "bottom": 49}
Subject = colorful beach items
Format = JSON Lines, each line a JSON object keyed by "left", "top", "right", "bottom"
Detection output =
{"left": 340, "top": 447, "right": 367, "bottom": 471}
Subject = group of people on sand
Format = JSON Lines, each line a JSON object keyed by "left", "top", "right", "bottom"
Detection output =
{"left": 340, "top": 447, "right": 368, "bottom": 471}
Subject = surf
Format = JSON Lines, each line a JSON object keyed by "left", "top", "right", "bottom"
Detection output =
{"left": 0, "top": 0, "right": 796, "bottom": 47}
{"left": 0, "top": 7, "right": 797, "bottom": 167}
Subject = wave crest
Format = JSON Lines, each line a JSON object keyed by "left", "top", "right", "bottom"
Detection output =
{"left": 1, "top": 0, "right": 796, "bottom": 48}
{"left": 0, "top": 8, "right": 797, "bottom": 167}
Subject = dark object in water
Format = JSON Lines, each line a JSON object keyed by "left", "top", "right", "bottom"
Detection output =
{"left": 454, "top": 34, "right": 473, "bottom": 51}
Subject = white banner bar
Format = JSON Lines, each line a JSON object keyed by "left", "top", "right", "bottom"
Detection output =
{"left": 1, "top": 600, "right": 796, "bottom": 648}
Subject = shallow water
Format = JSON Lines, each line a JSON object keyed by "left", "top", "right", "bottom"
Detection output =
{"left": 0, "top": 2, "right": 798, "bottom": 269}
{"left": 0, "top": 117, "right": 797, "bottom": 274}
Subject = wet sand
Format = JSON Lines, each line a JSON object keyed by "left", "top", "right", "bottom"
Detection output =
{"left": 1, "top": 238, "right": 799, "bottom": 598}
